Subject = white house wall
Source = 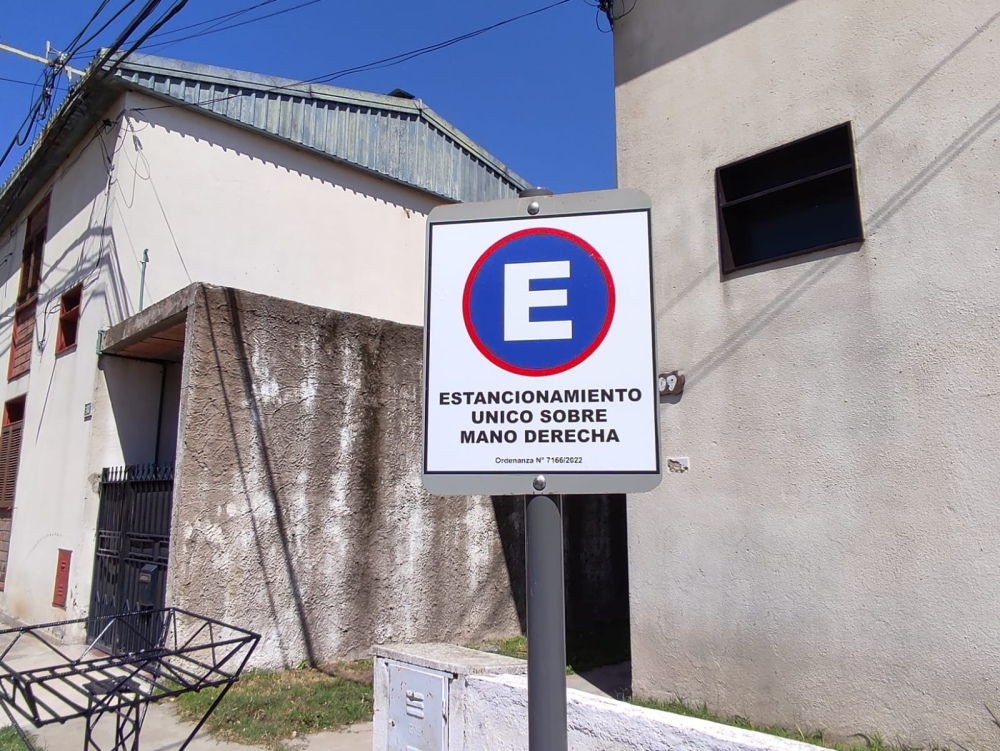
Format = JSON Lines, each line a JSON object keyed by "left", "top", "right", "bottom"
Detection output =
{"left": 108, "top": 90, "right": 442, "bottom": 326}
{"left": 615, "top": 0, "right": 1000, "bottom": 747}
{"left": 0, "top": 119, "right": 115, "bottom": 629}
{"left": 0, "top": 87, "right": 448, "bottom": 630}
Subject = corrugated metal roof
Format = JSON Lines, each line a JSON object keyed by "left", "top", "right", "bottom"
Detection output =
{"left": 0, "top": 52, "right": 531, "bottom": 234}
{"left": 114, "top": 54, "right": 531, "bottom": 203}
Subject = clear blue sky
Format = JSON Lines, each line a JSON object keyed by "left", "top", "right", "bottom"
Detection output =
{"left": 0, "top": 1, "right": 617, "bottom": 193}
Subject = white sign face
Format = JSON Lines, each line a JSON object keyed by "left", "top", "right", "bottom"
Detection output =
{"left": 422, "top": 190, "right": 660, "bottom": 496}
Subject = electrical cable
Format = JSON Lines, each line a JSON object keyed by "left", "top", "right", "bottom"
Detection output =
{"left": 616, "top": 0, "right": 638, "bottom": 20}
{"left": 597, "top": 0, "right": 637, "bottom": 29}
{"left": 0, "top": 77, "right": 38, "bottom": 87}
{"left": 0, "top": 97, "right": 47, "bottom": 171}
{"left": 147, "top": 0, "right": 283, "bottom": 37}
{"left": 133, "top": 0, "right": 573, "bottom": 114}
{"left": 65, "top": 0, "right": 140, "bottom": 64}
{"left": 62, "top": 0, "right": 116, "bottom": 59}
{"left": 101, "top": 0, "right": 190, "bottom": 81}
{"left": 314, "top": 0, "right": 572, "bottom": 84}
{"left": 0, "top": 0, "right": 163, "bottom": 175}
{"left": 0, "top": 1, "right": 119, "bottom": 175}
{"left": 139, "top": 0, "right": 323, "bottom": 53}
{"left": 89, "top": 0, "right": 163, "bottom": 75}
{"left": 73, "top": 0, "right": 292, "bottom": 57}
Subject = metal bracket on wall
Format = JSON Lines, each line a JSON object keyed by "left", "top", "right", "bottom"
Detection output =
{"left": 95, "top": 328, "right": 105, "bottom": 356}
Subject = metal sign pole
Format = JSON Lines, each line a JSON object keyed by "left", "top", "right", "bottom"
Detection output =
{"left": 525, "top": 484, "right": 567, "bottom": 751}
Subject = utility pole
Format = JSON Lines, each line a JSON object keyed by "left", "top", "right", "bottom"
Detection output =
{"left": 0, "top": 41, "right": 85, "bottom": 80}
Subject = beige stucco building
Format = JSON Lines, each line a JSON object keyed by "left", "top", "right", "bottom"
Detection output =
{"left": 615, "top": 0, "right": 1000, "bottom": 747}
{"left": 0, "top": 52, "right": 527, "bottom": 648}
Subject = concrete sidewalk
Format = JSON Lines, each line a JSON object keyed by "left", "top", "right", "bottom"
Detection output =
{"left": 30, "top": 709, "right": 373, "bottom": 751}
{"left": 0, "top": 630, "right": 371, "bottom": 750}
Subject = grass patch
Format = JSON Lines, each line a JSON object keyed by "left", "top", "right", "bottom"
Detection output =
{"left": 630, "top": 697, "right": 951, "bottom": 751}
{"left": 474, "top": 635, "right": 527, "bottom": 660}
{"left": 469, "top": 621, "right": 631, "bottom": 675}
{"left": 0, "top": 727, "right": 37, "bottom": 750}
{"left": 172, "top": 661, "right": 373, "bottom": 750}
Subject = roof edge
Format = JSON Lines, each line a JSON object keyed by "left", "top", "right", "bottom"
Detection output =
{"left": 0, "top": 50, "right": 533, "bottom": 235}
{"left": 114, "top": 53, "right": 531, "bottom": 191}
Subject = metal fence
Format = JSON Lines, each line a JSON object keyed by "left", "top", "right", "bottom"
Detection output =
{"left": 87, "top": 465, "right": 174, "bottom": 655}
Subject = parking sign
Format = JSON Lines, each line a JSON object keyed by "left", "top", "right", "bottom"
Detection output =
{"left": 422, "top": 189, "right": 660, "bottom": 496}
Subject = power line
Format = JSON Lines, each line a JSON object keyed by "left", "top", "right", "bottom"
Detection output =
{"left": 84, "top": 0, "right": 163, "bottom": 81}
{"left": 134, "top": 0, "right": 573, "bottom": 114}
{"left": 0, "top": 97, "right": 48, "bottom": 171}
{"left": 139, "top": 0, "right": 322, "bottom": 53}
{"left": 62, "top": 0, "right": 116, "bottom": 58}
{"left": 67, "top": 1, "right": 140, "bottom": 64}
{"left": 314, "top": 0, "right": 572, "bottom": 84}
{"left": 73, "top": 0, "right": 295, "bottom": 58}
{"left": 0, "top": 0, "right": 165, "bottom": 174}
{"left": 0, "top": 76, "right": 39, "bottom": 87}
{"left": 150, "top": 0, "right": 283, "bottom": 36}
{"left": 102, "top": 0, "right": 190, "bottom": 80}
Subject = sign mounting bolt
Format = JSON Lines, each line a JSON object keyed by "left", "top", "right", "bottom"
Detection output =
{"left": 533, "top": 475, "right": 547, "bottom": 491}
{"left": 527, "top": 201, "right": 541, "bottom": 215}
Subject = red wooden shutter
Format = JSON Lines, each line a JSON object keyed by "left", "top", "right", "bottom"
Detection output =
{"left": 52, "top": 549, "right": 71, "bottom": 608}
{"left": 8, "top": 303, "right": 35, "bottom": 380}
{"left": 0, "top": 422, "right": 20, "bottom": 510}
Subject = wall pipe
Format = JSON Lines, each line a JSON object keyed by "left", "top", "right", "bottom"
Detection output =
{"left": 138, "top": 249, "right": 149, "bottom": 312}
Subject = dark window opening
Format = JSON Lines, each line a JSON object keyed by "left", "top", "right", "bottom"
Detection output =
{"left": 3, "top": 398, "right": 24, "bottom": 426}
{"left": 56, "top": 284, "right": 82, "bottom": 354}
{"left": 0, "top": 396, "right": 25, "bottom": 590}
{"left": 18, "top": 199, "right": 47, "bottom": 306}
{"left": 717, "top": 123, "right": 863, "bottom": 273}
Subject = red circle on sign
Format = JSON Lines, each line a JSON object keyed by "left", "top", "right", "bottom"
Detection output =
{"left": 461, "top": 227, "right": 616, "bottom": 377}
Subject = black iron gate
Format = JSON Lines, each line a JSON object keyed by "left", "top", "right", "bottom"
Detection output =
{"left": 87, "top": 465, "right": 174, "bottom": 654}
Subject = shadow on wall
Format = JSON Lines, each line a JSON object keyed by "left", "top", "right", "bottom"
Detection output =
{"left": 103, "top": 357, "right": 169, "bottom": 465}
{"left": 43, "top": 118, "right": 123, "bottom": 248}
{"left": 205, "top": 286, "right": 319, "bottom": 667}
{"left": 492, "top": 494, "right": 631, "bottom": 664}
{"left": 614, "top": 0, "right": 798, "bottom": 85}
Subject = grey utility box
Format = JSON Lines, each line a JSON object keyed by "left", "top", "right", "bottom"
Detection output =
{"left": 373, "top": 643, "right": 529, "bottom": 751}
{"left": 387, "top": 662, "right": 448, "bottom": 751}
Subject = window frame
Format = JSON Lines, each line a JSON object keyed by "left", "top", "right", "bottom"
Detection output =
{"left": 716, "top": 122, "right": 864, "bottom": 274}
{"left": 55, "top": 284, "right": 83, "bottom": 355}
{"left": 17, "top": 198, "right": 48, "bottom": 307}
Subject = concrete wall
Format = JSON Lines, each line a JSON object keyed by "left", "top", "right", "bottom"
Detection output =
{"left": 461, "top": 676, "right": 823, "bottom": 751}
{"left": 372, "top": 644, "right": 825, "bottom": 751}
{"left": 615, "top": 1, "right": 1000, "bottom": 747}
{"left": 169, "top": 286, "right": 523, "bottom": 668}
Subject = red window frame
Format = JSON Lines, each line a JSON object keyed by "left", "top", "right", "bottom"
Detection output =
{"left": 56, "top": 284, "right": 82, "bottom": 355}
